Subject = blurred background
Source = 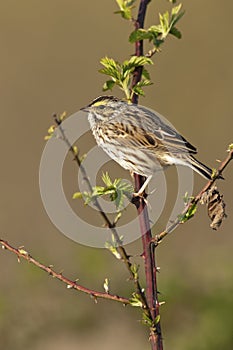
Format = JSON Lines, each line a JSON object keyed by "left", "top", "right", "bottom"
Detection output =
{"left": 0, "top": 1, "right": 232, "bottom": 349}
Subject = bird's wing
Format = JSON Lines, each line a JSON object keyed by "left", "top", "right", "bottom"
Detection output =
{"left": 104, "top": 105, "right": 197, "bottom": 155}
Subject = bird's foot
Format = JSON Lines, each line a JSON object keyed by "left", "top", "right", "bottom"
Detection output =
{"left": 131, "top": 191, "right": 148, "bottom": 207}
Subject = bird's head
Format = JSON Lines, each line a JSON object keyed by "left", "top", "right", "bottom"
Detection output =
{"left": 81, "top": 96, "right": 123, "bottom": 122}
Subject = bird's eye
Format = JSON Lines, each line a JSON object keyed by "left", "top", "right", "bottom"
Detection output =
{"left": 98, "top": 105, "right": 105, "bottom": 109}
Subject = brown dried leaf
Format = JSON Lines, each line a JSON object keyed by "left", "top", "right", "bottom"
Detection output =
{"left": 200, "top": 185, "right": 227, "bottom": 230}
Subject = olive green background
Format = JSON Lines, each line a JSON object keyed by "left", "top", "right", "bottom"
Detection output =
{"left": 0, "top": 1, "right": 232, "bottom": 349}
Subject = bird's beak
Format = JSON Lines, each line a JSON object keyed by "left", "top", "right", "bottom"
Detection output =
{"left": 80, "top": 106, "right": 87, "bottom": 112}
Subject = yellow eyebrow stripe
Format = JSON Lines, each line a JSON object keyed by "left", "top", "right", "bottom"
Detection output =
{"left": 92, "top": 100, "right": 108, "bottom": 107}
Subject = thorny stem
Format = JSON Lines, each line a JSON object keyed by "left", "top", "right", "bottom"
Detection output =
{"left": 155, "top": 148, "right": 233, "bottom": 244}
{"left": 0, "top": 239, "right": 129, "bottom": 304}
{"left": 53, "top": 115, "right": 149, "bottom": 314}
{"left": 131, "top": 1, "right": 163, "bottom": 349}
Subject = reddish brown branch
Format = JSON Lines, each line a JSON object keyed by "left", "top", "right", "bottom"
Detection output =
{"left": 0, "top": 239, "right": 130, "bottom": 305}
{"left": 156, "top": 148, "right": 233, "bottom": 243}
{"left": 131, "top": 1, "right": 163, "bottom": 349}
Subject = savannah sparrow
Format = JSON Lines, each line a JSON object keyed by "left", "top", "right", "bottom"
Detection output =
{"left": 82, "top": 96, "right": 213, "bottom": 189}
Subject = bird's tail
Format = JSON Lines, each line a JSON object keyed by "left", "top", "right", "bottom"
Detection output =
{"left": 188, "top": 155, "right": 213, "bottom": 180}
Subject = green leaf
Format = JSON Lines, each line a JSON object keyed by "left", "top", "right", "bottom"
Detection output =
{"left": 211, "top": 168, "right": 218, "bottom": 179}
{"left": 148, "top": 25, "right": 163, "bottom": 36}
{"left": 100, "top": 172, "right": 133, "bottom": 211}
{"left": 99, "top": 57, "right": 119, "bottom": 79}
{"left": 160, "top": 11, "right": 170, "bottom": 32}
{"left": 171, "top": 3, "right": 182, "bottom": 17}
{"left": 113, "top": 211, "right": 122, "bottom": 225}
{"left": 132, "top": 79, "right": 152, "bottom": 96}
{"left": 154, "top": 314, "right": 161, "bottom": 325}
{"left": 171, "top": 5, "right": 185, "bottom": 27}
{"left": 125, "top": 0, "right": 137, "bottom": 6}
{"left": 115, "top": 0, "right": 124, "bottom": 7}
{"left": 170, "top": 26, "right": 182, "bottom": 39}
{"left": 82, "top": 191, "right": 93, "bottom": 205}
{"left": 138, "top": 79, "right": 153, "bottom": 87}
{"left": 183, "top": 192, "right": 194, "bottom": 205}
{"left": 114, "top": 9, "right": 131, "bottom": 20}
{"left": 48, "top": 125, "right": 55, "bottom": 135}
{"left": 157, "top": 5, "right": 184, "bottom": 40}
{"left": 130, "top": 263, "right": 139, "bottom": 279}
{"left": 105, "top": 233, "right": 123, "bottom": 259}
{"left": 115, "top": 0, "right": 136, "bottom": 20}
{"left": 103, "top": 80, "right": 116, "bottom": 91}
{"left": 79, "top": 153, "right": 87, "bottom": 163}
{"left": 121, "top": 57, "right": 152, "bottom": 81}
{"left": 99, "top": 56, "right": 153, "bottom": 100}
{"left": 179, "top": 203, "right": 197, "bottom": 223}
{"left": 115, "top": 190, "right": 124, "bottom": 209}
{"left": 142, "top": 68, "right": 151, "bottom": 80}
{"left": 72, "top": 145, "right": 78, "bottom": 155}
{"left": 59, "top": 111, "right": 67, "bottom": 122}
{"left": 103, "top": 278, "right": 109, "bottom": 293}
{"left": 129, "top": 3, "right": 184, "bottom": 55}
{"left": 129, "top": 29, "right": 153, "bottom": 43}
{"left": 72, "top": 192, "right": 83, "bottom": 199}
{"left": 133, "top": 86, "right": 145, "bottom": 96}
{"left": 114, "top": 179, "right": 134, "bottom": 194}
{"left": 105, "top": 242, "right": 122, "bottom": 259}
{"left": 128, "top": 55, "right": 153, "bottom": 67}
{"left": 130, "top": 293, "right": 143, "bottom": 308}
{"left": 44, "top": 125, "right": 56, "bottom": 140}
{"left": 142, "top": 312, "right": 153, "bottom": 327}
{"left": 102, "top": 172, "right": 113, "bottom": 187}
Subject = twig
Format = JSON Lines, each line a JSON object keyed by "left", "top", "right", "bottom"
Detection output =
{"left": 131, "top": 1, "right": 163, "bottom": 349}
{"left": 0, "top": 239, "right": 130, "bottom": 305}
{"left": 155, "top": 148, "right": 233, "bottom": 244}
{"left": 145, "top": 47, "right": 159, "bottom": 58}
{"left": 53, "top": 115, "right": 149, "bottom": 313}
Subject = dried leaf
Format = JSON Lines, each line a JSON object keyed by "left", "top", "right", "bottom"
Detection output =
{"left": 200, "top": 185, "right": 227, "bottom": 230}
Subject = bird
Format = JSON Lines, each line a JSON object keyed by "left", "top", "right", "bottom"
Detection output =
{"left": 81, "top": 95, "right": 214, "bottom": 193}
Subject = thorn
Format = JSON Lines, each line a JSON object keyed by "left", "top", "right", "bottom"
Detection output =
{"left": 140, "top": 251, "right": 145, "bottom": 259}
{"left": 67, "top": 284, "right": 73, "bottom": 289}
{"left": 1, "top": 245, "right": 5, "bottom": 250}
{"left": 159, "top": 301, "right": 165, "bottom": 306}
{"left": 90, "top": 294, "right": 98, "bottom": 304}
{"left": 149, "top": 188, "right": 157, "bottom": 195}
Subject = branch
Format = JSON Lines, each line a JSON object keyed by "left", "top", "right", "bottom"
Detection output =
{"left": 131, "top": 1, "right": 163, "bottom": 349}
{"left": 155, "top": 148, "right": 233, "bottom": 244}
{"left": 53, "top": 115, "right": 149, "bottom": 313}
{"left": 0, "top": 239, "right": 130, "bottom": 305}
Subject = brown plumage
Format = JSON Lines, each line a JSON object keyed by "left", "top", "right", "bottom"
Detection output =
{"left": 82, "top": 96, "right": 213, "bottom": 180}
